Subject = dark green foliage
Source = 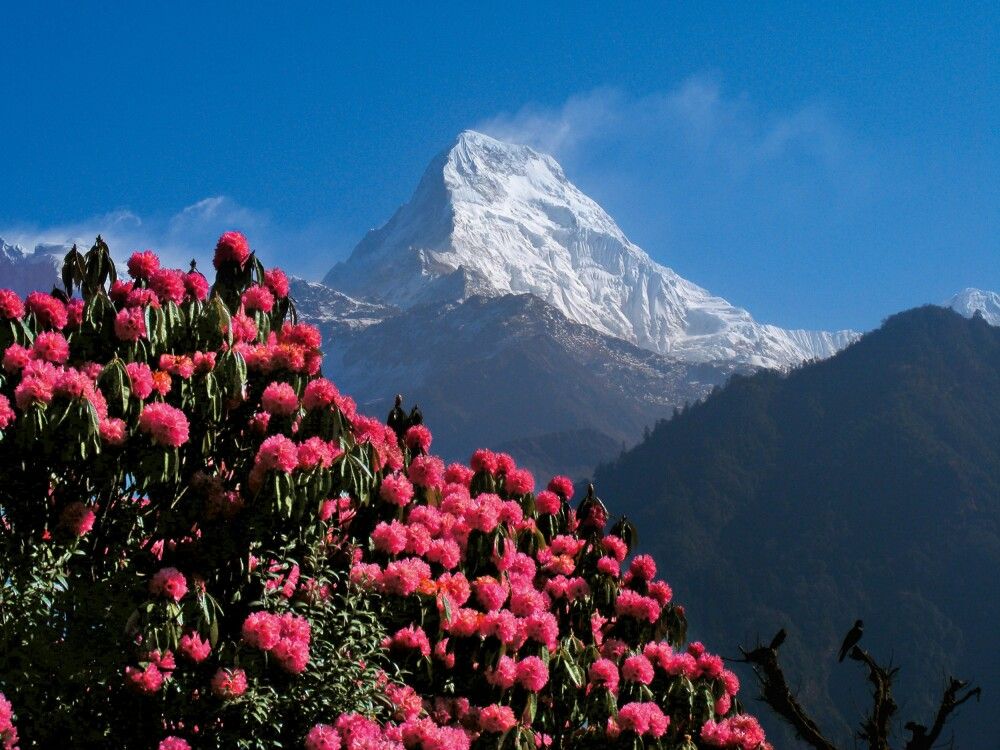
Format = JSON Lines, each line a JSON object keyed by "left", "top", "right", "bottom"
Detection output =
{"left": 595, "top": 306, "right": 999, "bottom": 748}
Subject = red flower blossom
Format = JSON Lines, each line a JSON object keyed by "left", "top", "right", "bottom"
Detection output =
{"left": 139, "top": 403, "right": 190, "bottom": 447}
{"left": 211, "top": 668, "right": 248, "bottom": 699}
{"left": 127, "top": 250, "right": 160, "bottom": 280}
{"left": 213, "top": 230, "right": 251, "bottom": 269}
{"left": 149, "top": 567, "right": 188, "bottom": 602}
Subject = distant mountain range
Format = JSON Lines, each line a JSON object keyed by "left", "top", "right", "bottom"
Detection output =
{"left": 0, "top": 239, "right": 65, "bottom": 297}
{"left": 593, "top": 306, "right": 1000, "bottom": 749}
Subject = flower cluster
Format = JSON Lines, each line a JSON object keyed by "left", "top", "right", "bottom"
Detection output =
{"left": 0, "top": 692, "right": 17, "bottom": 750}
{"left": 0, "top": 237, "right": 768, "bottom": 750}
{"left": 242, "top": 611, "right": 312, "bottom": 674}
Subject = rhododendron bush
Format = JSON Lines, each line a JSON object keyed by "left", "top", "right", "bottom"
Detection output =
{"left": 0, "top": 235, "right": 770, "bottom": 750}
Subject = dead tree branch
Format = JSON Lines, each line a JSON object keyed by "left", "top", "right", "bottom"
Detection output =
{"left": 742, "top": 630, "right": 980, "bottom": 750}
{"left": 739, "top": 640, "right": 839, "bottom": 750}
{"left": 848, "top": 646, "right": 898, "bottom": 750}
{"left": 903, "top": 677, "right": 981, "bottom": 750}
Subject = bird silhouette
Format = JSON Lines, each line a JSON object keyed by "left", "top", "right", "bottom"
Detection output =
{"left": 769, "top": 628, "right": 787, "bottom": 650}
{"left": 387, "top": 394, "right": 407, "bottom": 439}
{"left": 838, "top": 619, "right": 864, "bottom": 662}
{"left": 407, "top": 404, "right": 423, "bottom": 429}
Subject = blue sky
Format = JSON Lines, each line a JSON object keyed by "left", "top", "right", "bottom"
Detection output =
{"left": 1, "top": 1, "right": 996, "bottom": 331}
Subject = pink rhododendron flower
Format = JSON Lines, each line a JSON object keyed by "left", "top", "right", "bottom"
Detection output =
{"left": 303, "top": 377, "right": 339, "bottom": 410}
{"left": 701, "top": 715, "right": 767, "bottom": 750}
{"left": 264, "top": 267, "right": 290, "bottom": 298}
{"left": 408, "top": 454, "right": 445, "bottom": 490}
{"left": 444, "top": 462, "right": 474, "bottom": 486}
{"left": 547, "top": 475, "right": 574, "bottom": 499}
{"left": 158, "top": 354, "right": 194, "bottom": 379}
{"left": 149, "top": 567, "right": 188, "bottom": 601}
{"left": 478, "top": 704, "right": 516, "bottom": 733}
{"left": 297, "top": 437, "right": 339, "bottom": 470}
{"left": 0, "top": 290, "right": 25, "bottom": 320}
{"left": 515, "top": 655, "right": 549, "bottom": 691}
{"left": 261, "top": 381, "right": 298, "bottom": 415}
{"left": 243, "top": 611, "right": 282, "bottom": 651}
{"left": 255, "top": 434, "right": 299, "bottom": 473}
{"left": 0, "top": 693, "right": 14, "bottom": 746}
{"left": 65, "top": 298, "right": 84, "bottom": 328}
{"left": 127, "top": 250, "right": 160, "bottom": 280}
{"left": 158, "top": 738, "right": 191, "bottom": 750}
{"left": 618, "top": 702, "right": 669, "bottom": 738}
{"left": 403, "top": 424, "right": 432, "bottom": 453}
{"left": 535, "top": 490, "right": 561, "bottom": 515}
{"left": 486, "top": 655, "right": 516, "bottom": 689}
{"left": 211, "top": 667, "right": 248, "bottom": 698}
{"left": 305, "top": 724, "right": 342, "bottom": 750}
{"left": 272, "top": 636, "right": 310, "bottom": 673}
{"left": 379, "top": 472, "right": 414, "bottom": 506}
{"left": 372, "top": 520, "right": 408, "bottom": 556}
{"left": 622, "top": 654, "right": 655, "bottom": 685}
{"left": 59, "top": 501, "right": 96, "bottom": 537}
{"left": 597, "top": 556, "right": 621, "bottom": 576}
{"left": 184, "top": 271, "right": 210, "bottom": 301}
{"left": 2, "top": 344, "right": 31, "bottom": 373}
{"left": 99, "top": 417, "right": 126, "bottom": 444}
{"left": 179, "top": 630, "right": 211, "bottom": 662}
{"left": 32, "top": 331, "right": 69, "bottom": 363}
{"left": 242, "top": 284, "right": 275, "bottom": 313}
{"left": 26, "top": 292, "right": 67, "bottom": 329}
{"left": 151, "top": 370, "right": 171, "bottom": 395}
{"left": 384, "top": 625, "right": 431, "bottom": 657}
{"left": 648, "top": 579, "right": 673, "bottom": 605}
{"left": 114, "top": 307, "right": 146, "bottom": 341}
{"left": 629, "top": 554, "right": 657, "bottom": 581}
{"left": 214, "top": 230, "right": 251, "bottom": 269}
{"left": 0, "top": 395, "right": 15, "bottom": 429}
{"left": 470, "top": 448, "right": 498, "bottom": 475}
{"left": 230, "top": 311, "right": 258, "bottom": 342}
{"left": 588, "top": 658, "right": 620, "bottom": 693}
{"left": 615, "top": 589, "right": 661, "bottom": 623}
{"left": 139, "top": 402, "right": 189, "bottom": 447}
{"left": 505, "top": 467, "right": 534, "bottom": 495}
{"left": 150, "top": 268, "right": 186, "bottom": 304}
{"left": 125, "top": 663, "right": 164, "bottom": 693}
{"left": 381, "top": 558, "right": 431, "bottom": 597}
{"left": 125, "top": 362, "right": 154, "bottom": 399}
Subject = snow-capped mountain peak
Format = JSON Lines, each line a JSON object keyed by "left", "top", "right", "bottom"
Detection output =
{"left": 0, "top": 238, "right": 66, "bottom": 296}
{"left": 946, "top": 288, "right": 1000, "bottom": 326}
{"left": 324, "top": 130, "right": 857, "bottom": 368}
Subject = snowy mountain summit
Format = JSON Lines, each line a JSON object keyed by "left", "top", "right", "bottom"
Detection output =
{"left": 0, "top": 238, "right": 66, "bottom": 297}
{"left": 946, "top": 288, "right": 1000, "bottom": 326}
{"left": 324, "top": 130, "right": 857, "bottom": 368}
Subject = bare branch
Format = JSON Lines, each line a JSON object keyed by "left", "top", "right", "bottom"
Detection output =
{"left": 848, "top": 646, "right": 898, "bottom": 750}
{"left": 904, "top": 677, "right": 981, "bottom": 750}
{"left": 739, "top": 636, "right": 839, "bottom": 750}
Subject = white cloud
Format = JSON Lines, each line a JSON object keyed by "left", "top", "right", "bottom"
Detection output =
{"left": 477, "top": 76, "right": 860, "bottom": 179}
{"left": 0, "top": 197, "right": 344, "bottom": 279}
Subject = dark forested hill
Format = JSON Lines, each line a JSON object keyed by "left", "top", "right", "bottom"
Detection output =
{"left": 594, "top": 306, "right": 1000, "bottom": 748}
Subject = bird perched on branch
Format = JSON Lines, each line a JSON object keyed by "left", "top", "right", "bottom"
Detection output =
{"left": 387, "top": 394, "right": 407, "bottom": 439}
{"left": 838, "top": 619, "right": 864, "bottom": 662}
{"left": 407, "top": 404, "right": 423, "bottom": 429}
